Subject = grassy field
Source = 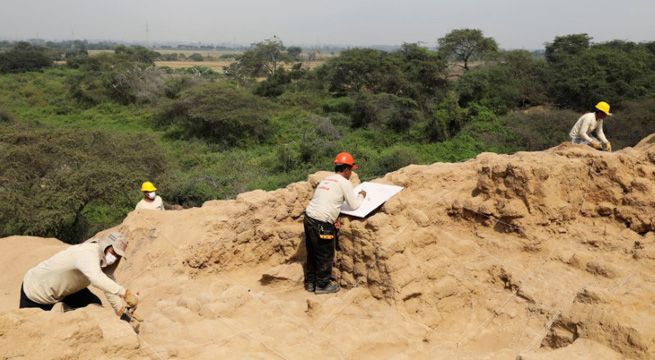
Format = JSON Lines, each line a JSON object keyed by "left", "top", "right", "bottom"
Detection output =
{"left": 89, "top": 49, "right": 329, "bottom": 71}
{"left": 88, "top": 49, "right": 240, "bottom": 57}
{"left": 155, "top": 60, "right": 232, "bottom": 71}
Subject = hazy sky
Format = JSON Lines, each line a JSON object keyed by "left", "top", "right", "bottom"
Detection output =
{"left": 0, "top": 0, "right": 653, "bottom": 49}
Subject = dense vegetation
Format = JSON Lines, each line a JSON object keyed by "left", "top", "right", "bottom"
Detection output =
{"left": 1, "top": 30, "right": 655, "bottom": 243}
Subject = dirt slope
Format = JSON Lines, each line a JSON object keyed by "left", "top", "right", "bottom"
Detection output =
{"left": 1, "top": 136, "right": 655, "bottom": 359}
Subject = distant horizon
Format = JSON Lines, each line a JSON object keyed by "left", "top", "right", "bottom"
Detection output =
{"left": 1, "top": 0, "right": 653, "bottom": 50}
{"left": 3, "top": 36, "right": 649, "bottom": 53}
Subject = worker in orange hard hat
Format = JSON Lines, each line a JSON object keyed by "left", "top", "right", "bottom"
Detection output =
{"left": 303, "top": 152, "right": 366, "bottom": 295}
{"left": 569, "top": 101, "right": 613, "bottom": 152}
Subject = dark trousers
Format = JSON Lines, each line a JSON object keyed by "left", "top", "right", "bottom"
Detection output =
{"left": 19, "top": 283, "right": 102, "bottom": 311}
{"left": 304, "top": 215, "right": 336, "bottom": 288}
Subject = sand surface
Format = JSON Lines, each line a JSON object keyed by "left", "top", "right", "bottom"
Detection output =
{"left": 2, "top": 135, "right": 655, "bottom": 359}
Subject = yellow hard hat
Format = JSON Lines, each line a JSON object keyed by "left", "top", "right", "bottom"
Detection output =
{"left": 140, "top": 181, "right": 157, "bottom": 192}
{"left": 595, "top": 101, "right": 612, "bottom": 116}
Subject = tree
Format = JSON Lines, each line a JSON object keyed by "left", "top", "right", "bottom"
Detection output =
{"left": 317, "top": 48, "right": 406, "bottom": 95}
{"left": 0, "top": 42, "right": 53, "bottom": 73}
{"left": 437, "top": 29, "right": 498, "bottom": 70}
{"left": 456, "top": 50, "right": 548, "bottom": 112}
{"left": 394, "top": 43, "right": 449, "bottom": 102}
{"left": 426, "top": 91, "right": 468, "bottom": 141}
{"left": 287, "top": 46, "right": 303, "bottom": 61}
{"left": 544, "top": 34, "right": 591, "bottom": 63}
{"left": 543, "top": 36, "right": 655, "bottom": 110}
{"left": 226, "top": 37, "right": 289, "bottom": 81}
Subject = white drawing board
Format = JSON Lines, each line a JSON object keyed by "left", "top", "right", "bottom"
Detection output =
{"left": 340, "top": 182, "right": 404, "bottom": 218}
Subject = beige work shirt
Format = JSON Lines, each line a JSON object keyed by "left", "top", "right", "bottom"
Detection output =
{"left": 569, "top": 112, "right": 609, "bottom": 144}
{"left": 305, "top": 173, "right": 364, "bottom": 224}
{"left": 22, "top": 241, "right": 125, "bottom": 313}
{"left": 135, "top": 195, "right": 165, "bottom": 211}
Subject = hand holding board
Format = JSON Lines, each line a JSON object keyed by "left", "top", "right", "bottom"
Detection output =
{"left": 340, "top": 182, "right": 404, "bottom": 218}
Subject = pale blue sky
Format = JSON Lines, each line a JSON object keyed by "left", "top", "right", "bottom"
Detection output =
{"left": 0, "top": 0, "right": 653, "bottom": 48}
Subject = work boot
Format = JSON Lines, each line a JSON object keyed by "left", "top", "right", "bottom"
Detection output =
{"left": 304, "top": 282, "right": 315, "bottom": 292}
{"left": 315, "top": 281, "right": 340, "bottom": 295}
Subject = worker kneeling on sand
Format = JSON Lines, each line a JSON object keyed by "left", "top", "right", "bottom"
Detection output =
{"left": 20, "top": 232, "right": 141, "bottom": 325}
{"left": 136, "top": 181, "right": 165, "bottom": 211}
{"left": 304, "top": 152, "right": 366, "bottom": 294}
{"left": 569, "top": 101, "right": 613, "bottom": 152}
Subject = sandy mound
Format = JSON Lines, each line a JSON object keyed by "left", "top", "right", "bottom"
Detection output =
{"left": 2, "top": 138, "right": 655, "bottom": 359}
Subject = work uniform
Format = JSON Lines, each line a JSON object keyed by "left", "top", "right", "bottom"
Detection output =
{"left": 304, "top": 174, "right": 364, "bottom": 287}
{"left": 569, "top": 112, "right": 609, "bottom": 145}
{"left": 135, "top": 195, "right": 165, "bottom": 211}
{"left": 20, "top": 240, "right": 125, "bottom": 313}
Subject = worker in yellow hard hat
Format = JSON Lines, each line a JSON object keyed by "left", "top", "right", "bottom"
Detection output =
{"left": 569, "top": 101, "right": 613, "bottom": 152}
{"left": 303, "top": 152, "right": 367, "bottom": 295}
{"left": 135, "top": 181, "right": 165, "bottom": 211}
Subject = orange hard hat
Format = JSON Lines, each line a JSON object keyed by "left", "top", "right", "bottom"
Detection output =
{"left": 333, "top": 152, "right": 358, "bottom": 170}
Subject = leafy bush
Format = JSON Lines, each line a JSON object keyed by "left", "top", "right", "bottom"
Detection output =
{"left": 254, "top": 68, "right": 292, "bottom": 97}
{"left": 0, "top": 123, "right": 167, "bottom": 243}
{"left": 425, "top": 91, "right": 469, "bottom": 141}
{"left": 352, "top": 93, "right": 422, "bottom": 132}
{"left": 371, "top": 148, "right": 418, "bottom": 175}
{"left": 277, "top": 90, "right": 325, "bottom": 111}
{"left": 0, "top": 109, "right": 15, "bottom": 122}
{"left": 69, "top": 48, "right": 166, "bottom": 105}
{"left": 605, "top": 97, "right": 655, "bottom": 148}
{"left": 321, "top": 97, "right": 355, "bottom": 114}
{"left": 155, "top": 82, "right": 273, "bottom": 147}
{"left": 0, "top": 42, "right": 53, "bottom": 73}
{"left": 493, "top": 108, "right": 579, "bottom": 151}
{"left": 189, "top": 53, "right": 204, "bottom": 62}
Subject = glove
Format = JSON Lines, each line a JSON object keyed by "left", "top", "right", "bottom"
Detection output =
{"left": 123, "top": 289, "right": 139, "bottom": 308}
{"left": 590, "top": 141, "right": 602, "bottom": 150}
{"left": 126, "top": 309, "right": 143, "bottom": 322}
{"left": 605, "top": 142, "right": 612, "bottom": 152}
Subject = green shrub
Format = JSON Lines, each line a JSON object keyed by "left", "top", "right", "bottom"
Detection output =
{"left": 0, "top": 123, "right": 167, "bottom": 243}
{"left": 321, "top": 97, "right": 355, "bottom": 114}
{"left": 605, "top": 97, "right": 655, "bottom": 148}
{"left": 277, "top": 90, "right": 325, "bottom": 111}
{"left": 0, "top": 42, "right": 53, "bottom": 73}
{"left": 352, "top": 93, "right": 421, "bottom": 132}
{"left": 372, "top": 148, "right": 418, "bottom": 175}
{"left": 493, "top": 108, "right": 579, "bottom": 151}
{"left": 155, "top": 82, "right": 273, "bottom": 147}
{"left": 0, "top": 109, "right": 15, "bottom": 122}
{"left": 425, "top": 91, "right": 469, "bottom": 142}
{"left": 69, "top": 50, "right": 167, "bottom": 105}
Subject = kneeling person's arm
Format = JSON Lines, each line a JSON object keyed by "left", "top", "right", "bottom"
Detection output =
{"left": 75, "top": 255, "right": 126, "bottom": 314}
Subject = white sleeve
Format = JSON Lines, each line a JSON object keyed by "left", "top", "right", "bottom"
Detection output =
{"left": 341, "top": 180, "right": 364, "bottom": 210}
{"left": 104, "top": 263, "right": 127, "bottom": 313}
{"left": 75, "top": 255, "right": 124, "bottom": 296}
{"left": 578, "top": 118, "right": 594, "bottom": 143}
{"left": 596, "top": 120, "right": 609, "bottom": 143}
